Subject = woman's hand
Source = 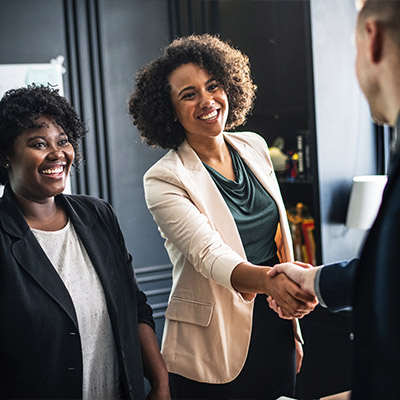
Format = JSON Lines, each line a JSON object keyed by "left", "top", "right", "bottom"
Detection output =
{"left": 138, "top": 323, "right": 171, "bottom": 400}
{"left": 263, "top": 271, "right": 317, "bottom": 318}
{"left": 146, "top": 386, "right": 171, "bottom": 400}
{"left": 266, "top": 296, "right": 293, "bottom": 320}
{"left": 295, "top": 339, "right": 304, "bottom": 374}
{"left": 266, "top": 261, "right": 321, "bottom": 319}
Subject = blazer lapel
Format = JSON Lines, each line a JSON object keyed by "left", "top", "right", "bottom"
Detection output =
{"left": 224, "top": 133, "right": 293, "bottom": 259}
{"left": 224, "top": 134, "right": 280, "bottom": 199}
{"left": 178, "top": 140, "right": 246, "bottom": 258}
{"left": 12, "top": 235, "right": 79, "bottom": 327}
{"left": 60, "top": 196, "right": 119, "bottom": 319}
{"left": 0, "top": 187, "right": 78, "bottom": 327}
{"left": 177, "top": 132, "right": 293, "bottom": 262}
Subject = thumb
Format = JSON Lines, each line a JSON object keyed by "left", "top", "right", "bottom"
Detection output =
{"left": 293, "top": 261, "right": 313, "bottom": 269}
{"left": 267, "top": 267, "right": 279, "bottom": 277}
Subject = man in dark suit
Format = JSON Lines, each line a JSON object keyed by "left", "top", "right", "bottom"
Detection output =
{"left": 269, "top": 0, "right": 400, "bottom": 398}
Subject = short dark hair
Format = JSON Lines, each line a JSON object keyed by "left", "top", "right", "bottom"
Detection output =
{"left": 358, "top": 0, "right": 400, "bottom": 46}
{"left": 129, "top": 34, "right": 257, "bottom": 149}
{"left": 0, "top": 84, "right": 86, "bottom": 185}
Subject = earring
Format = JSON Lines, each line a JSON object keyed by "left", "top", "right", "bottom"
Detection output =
{"left": 4, "top": 162, "right": 9, "bottom": 169}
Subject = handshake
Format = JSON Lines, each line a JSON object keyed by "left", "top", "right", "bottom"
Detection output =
{"left": 266, "top": 261, "right": 323, "bottom": 319}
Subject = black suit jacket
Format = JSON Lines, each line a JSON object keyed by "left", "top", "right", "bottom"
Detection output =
{"left": 0, "top": 185, "right": 154, "bottom": 399}
{"left": 320, "top": 118, "right": 400, "bottom": 399}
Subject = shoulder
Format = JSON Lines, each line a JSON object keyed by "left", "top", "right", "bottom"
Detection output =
{"left": 62, "top": 194, "right": 114, "bottom": 217}
{"left": 144, "top": 144, "right": 199, "bottom": 185}
{"left": 225, "top": 131, "right": 271, "bottom": 162}
{"left": 144, "top": 149, "right": 179, "bottom": 176}
{"left": 63, "top": 193, "right": 108, "bottom": 207}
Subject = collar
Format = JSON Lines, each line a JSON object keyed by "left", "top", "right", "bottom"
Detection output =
{"left": 0, "top": 185, "right": 30, "bottom": 238}
{"left": 177, "top": 132, "right": 251, "bottom": 171}
{"left": 395, "top": 111, "right": 400, "bottom": 144}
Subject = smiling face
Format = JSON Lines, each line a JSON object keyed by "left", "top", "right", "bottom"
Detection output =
{"left": 7, "top": 115, "right": 75, "bottom": 203}
{"left": 169, "top": 63, "right": 229, "bottom": 144}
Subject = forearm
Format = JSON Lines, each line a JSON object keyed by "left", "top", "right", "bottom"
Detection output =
{"left": 230, "top": 261, "right": 271, "bottom": 300}
{"left": 138, "top": 323, "right": 169, "bottom": 396}
{"left": 318, "top": 258, "right": 358, "bottom": 311}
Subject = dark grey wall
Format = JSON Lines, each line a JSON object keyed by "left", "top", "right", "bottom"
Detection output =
{"left": 95, "top": 1, "right": 173, "bottom": 334}
{"left": 0, "top": 0, "right": 67, "bottom": 64}
{"left": 97, "top": 0, "right": 170, "bottom": 266}
{"left": 0, "top": 0, "right": 173, "bottom": 337}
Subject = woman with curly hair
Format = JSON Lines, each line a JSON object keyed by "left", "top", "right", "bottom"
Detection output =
{"left": 130, "top": 34, "right": 317, "bottom": 399}
{"left": 0, "top": 85, "right": 170, "bottom": 400}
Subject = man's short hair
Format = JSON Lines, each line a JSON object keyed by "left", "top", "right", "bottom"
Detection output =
{"left": 358, "top": 0, "right": 400, "bottom": 46}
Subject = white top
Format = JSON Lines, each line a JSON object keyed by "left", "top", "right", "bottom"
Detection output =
{"left": 31, "top": 221, "right": 121, "bottom": 400}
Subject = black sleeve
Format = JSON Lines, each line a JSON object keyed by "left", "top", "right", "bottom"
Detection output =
{"left": 104, "top": 201, "right": 156, "bottom": 331}
{"left": 319, "top": 258, "right": 358, "bottom": 312}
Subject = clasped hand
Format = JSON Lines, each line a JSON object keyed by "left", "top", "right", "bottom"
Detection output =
{"left": 266, "top": 261, "right": 319, "bottom": 319}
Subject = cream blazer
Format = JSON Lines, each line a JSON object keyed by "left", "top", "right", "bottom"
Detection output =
{"left": 143, "top": 131, "right": 295, "bottom": 384}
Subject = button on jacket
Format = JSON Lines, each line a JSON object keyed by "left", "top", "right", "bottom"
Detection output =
{"left": 0, "top": 185, "right": 154, "bottom": 399}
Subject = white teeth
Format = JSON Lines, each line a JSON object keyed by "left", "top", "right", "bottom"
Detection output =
{"left": 40, "top": 166, "right": 64, "bottom": 175}
{"left": 199, "top": 110, "right": 218, "bottom": 120}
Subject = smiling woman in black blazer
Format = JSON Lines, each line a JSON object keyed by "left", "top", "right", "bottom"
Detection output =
{"left": 0, "top": 85, "right": 170, "bottom": 400}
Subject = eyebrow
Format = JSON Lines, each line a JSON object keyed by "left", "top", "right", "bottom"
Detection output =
{"left": 26, "top": 132, "right": 68, "bottom": 143}
{"left": 177, "top": 78, "right": 216, "bottom": 97}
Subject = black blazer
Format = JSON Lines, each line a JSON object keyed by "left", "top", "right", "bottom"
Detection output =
{"left": 319, "top": 258, "right": 357, "bottom": 312}
{"left": 0, "top": 185, "right": 154, "bottom": 399}
{"left": 320, "top": 118, "right": 400, "bottom": 399}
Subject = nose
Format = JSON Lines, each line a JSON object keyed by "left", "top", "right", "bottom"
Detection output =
{"left": 48, "top": 144, "right": 65, "bottom": 160}
{"left": 199, "top": 91, "right": 214, "bottom": 108}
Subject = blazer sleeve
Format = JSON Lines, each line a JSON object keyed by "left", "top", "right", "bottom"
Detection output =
{"left": 318, "top": 258, "right": 358, "bottom": 312}
{"left": 143, "top": 165, "right": 246, "bottom": 291}
{"left": 102, "top": 200, "right": 155, "bottom": 330}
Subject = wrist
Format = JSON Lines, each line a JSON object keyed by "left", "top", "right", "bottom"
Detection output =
{"left": 149, "top": 374, "right": 169, "bottom": 391}
{"left": 262, "top": 266, "right": 275, "bottom": 295}
{"left": 302, "top": 267, "right": 319, "bottom": 295}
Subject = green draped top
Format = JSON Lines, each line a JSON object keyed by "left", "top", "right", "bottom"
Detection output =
{"left": 203, "top": 143, "right": 279, "bottom": 265}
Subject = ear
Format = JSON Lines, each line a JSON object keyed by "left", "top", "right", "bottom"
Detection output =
{"left": 0, "top": 154, "right": 10, "bottom": 169}
{"left": 365, "top": 19, "right": 383, "bottom": 63}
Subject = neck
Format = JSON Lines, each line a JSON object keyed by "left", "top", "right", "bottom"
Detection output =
{"left": 13, "top": 192, "right": 67, "bottom": 231}
{"left": 187, "top": 134, "right": 229, "bottom": 164}
{"left": 381, "top": 89, "right": 400, "bottom": 126}
{"left": 382, "top": 53, "right": 400, "bottom": 125}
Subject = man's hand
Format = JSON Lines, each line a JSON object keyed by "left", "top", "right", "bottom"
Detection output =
{"left": 268, "top": 261, "right": 320, "bottom": 295}
{"left": 266, "top": 262, "right": 321, "bottom": 319}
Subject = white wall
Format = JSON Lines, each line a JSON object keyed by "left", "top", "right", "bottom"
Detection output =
{"left": 310, "top": 0, "right": 376, "bottom": 263}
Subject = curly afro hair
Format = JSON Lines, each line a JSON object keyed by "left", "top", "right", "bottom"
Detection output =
{"left": 129, "top": 34, "right": 257, "bottom": 149}
{"left": 0, "top": 84, "right": 86, "bottom": 185}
